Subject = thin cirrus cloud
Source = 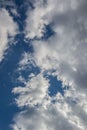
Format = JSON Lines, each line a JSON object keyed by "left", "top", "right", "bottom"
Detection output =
{"left": 0, "top": 8, "right": 18, "bottom": 62}
{"left": 12, "top": 0, "right": 87, "bottom": 130}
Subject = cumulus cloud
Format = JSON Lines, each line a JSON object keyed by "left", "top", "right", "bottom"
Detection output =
{"left": 0, "top": 9, "right": 18, "bottom": 62}
{"left": 12, "top": 0, "right": 87, "bottom": 130}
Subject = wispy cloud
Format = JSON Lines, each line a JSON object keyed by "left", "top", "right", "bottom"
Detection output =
{"left": 0, "top": 8, "right": 18, "bottom": 62}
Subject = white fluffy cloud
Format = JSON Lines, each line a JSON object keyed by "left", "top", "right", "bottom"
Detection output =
{"left": 12, "top": 0, "right": 87, "bottom": 130}
{"left": 0, "top": 9, "right": 18, "bottom": 62}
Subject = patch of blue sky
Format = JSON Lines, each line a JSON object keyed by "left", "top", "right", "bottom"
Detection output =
{"left": 48, "top": 75, "right": 64, "bottom": 97}
{"left": 43, "top": 69, "right": 70, "bottom": 97}
{"left": 42, "top": 24, "right": 55, "bottom": 40}
{"left": 0, "top": 35, "right": 33, "bottom": 130}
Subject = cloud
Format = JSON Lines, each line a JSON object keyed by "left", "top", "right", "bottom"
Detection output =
{"left": 12, "top": 97, "right": 85, "bottom": 130}
{"left": 12, "top": 0, "right": 87, "bottom": 130}
{"left": 0, "top": 8, "right": 18, "bottom": 62}
{"left": 31, "top": 0, "right": 87, "bottom": 93}
{"left": 25, "top": 0, "right": 50, "bottom": 39}
{"left": 12, "top": 73, "right": 87, "bottom": 130}
{"left": 12, "top": 73, "right": 50, "bottom": 107}
{"left": 18, "top": 52, "right": 35, "bottom": 71}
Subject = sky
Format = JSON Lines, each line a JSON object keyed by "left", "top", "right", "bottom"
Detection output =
{"left": 0, "top": 0, "right": 87, "bottom": 130}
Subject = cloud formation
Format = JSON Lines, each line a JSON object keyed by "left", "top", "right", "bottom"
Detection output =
{"left": 0, "top": 8, "right": 18, "bottom": 62}
{"left": 12, "top": 0, "right": 87, "bottom": 130}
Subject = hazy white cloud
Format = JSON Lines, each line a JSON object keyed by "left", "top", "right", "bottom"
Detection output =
{"left": 0, "top": 9, "right": 18, "bottom": 62}
{"left": 12, "top": 0, "right": 87, "bottom": 130}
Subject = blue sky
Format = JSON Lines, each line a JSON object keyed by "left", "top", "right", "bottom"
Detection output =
{"left": 0, "top": 1, "right": 29, "bottom": 129}
{"left": 0, "top": 0, "right": 87, "bottom": 130}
